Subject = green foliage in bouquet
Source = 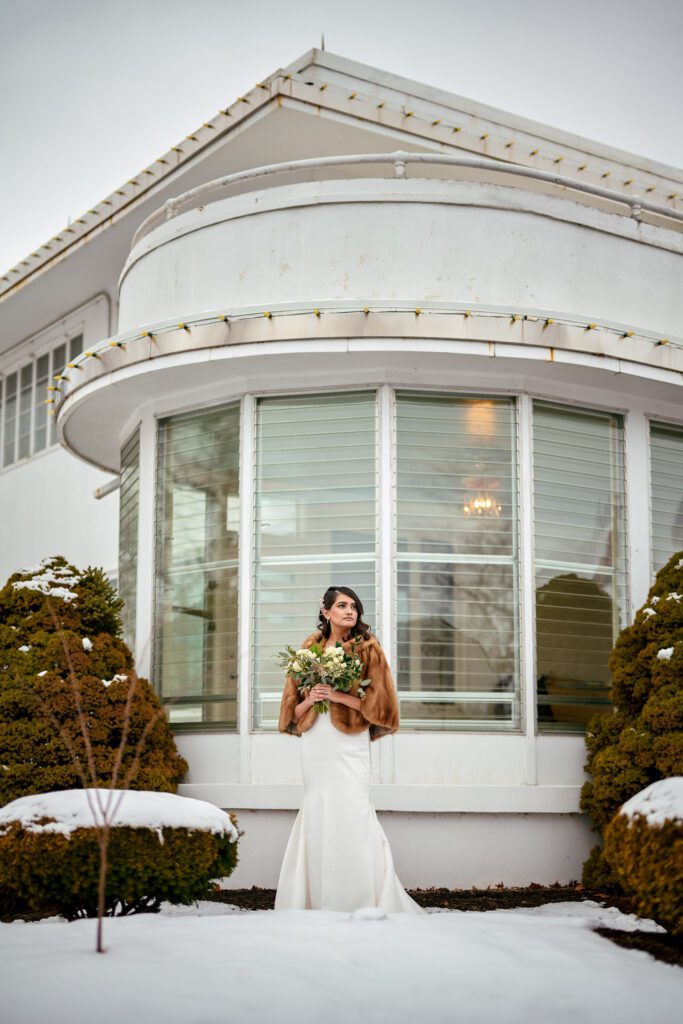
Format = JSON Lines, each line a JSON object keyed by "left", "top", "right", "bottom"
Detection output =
{"left": 0, "top": 818, "right": 239, "bottom": 919}
{"left": 276, "top": 639, "right": 365, "bottom": 712}
{"left": 0, "top": 556, "right": 188, "bottom": 804}
{"left": 579, "top": 550, "right": 683, "bottom": 893}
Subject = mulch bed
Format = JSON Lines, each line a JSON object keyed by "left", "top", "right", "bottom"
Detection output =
{"left": 205, "top": 882, "right": 683, "bottom": 968}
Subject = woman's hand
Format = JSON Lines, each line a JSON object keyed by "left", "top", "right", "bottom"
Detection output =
{"left": 309, "top": 683, "right": 337, "bottom": 703}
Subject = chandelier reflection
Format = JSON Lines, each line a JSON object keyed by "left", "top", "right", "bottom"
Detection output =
{"left": 462, "top": 474, "right": 503, "bottom": 518}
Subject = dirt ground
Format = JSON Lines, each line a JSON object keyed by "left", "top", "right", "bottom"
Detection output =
{"left": 205, "top": 882, "right": 683, "bottom": 969}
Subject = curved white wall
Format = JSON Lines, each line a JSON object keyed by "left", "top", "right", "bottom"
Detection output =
{"left": 118, "top": 179, "right": 683, "bottom": 340}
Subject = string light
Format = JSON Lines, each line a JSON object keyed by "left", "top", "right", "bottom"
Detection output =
{"left": 313, "top": 308, "right": 321, "bottom": 317}
{"left": 585, "top": 323, "right": 597, "bottom": 331}
{"left": 414, "top": 307, "right": 422, "bottom": 316}
{"left": 263, "top": 311, "right": 272, "bottom": 318}
{"left": 621, "top": 331, "right": 634, "bottom": 338}
{"left": 431, "top": 119, "right": 442, "bottom": 126}
{"left": 577, "top": 164, "right": 587, "bottom": 171}
{"left": 177, "top": 324, "right": 190, "bottom": 333}
{"left": 543, "top": 318, "right": 554, "bottom": 327}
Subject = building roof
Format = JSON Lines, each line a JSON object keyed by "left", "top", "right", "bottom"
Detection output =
{"left": 2, "top": 47, "right": 682, "bottom": 314}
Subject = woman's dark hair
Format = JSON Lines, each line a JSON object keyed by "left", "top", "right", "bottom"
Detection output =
{"left": 317, "top": 586, "right": 372, "bottom": 642}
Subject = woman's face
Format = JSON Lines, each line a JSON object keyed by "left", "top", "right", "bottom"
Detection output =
{"left": 324, "top": 592, "right": 359, "bottom": 632}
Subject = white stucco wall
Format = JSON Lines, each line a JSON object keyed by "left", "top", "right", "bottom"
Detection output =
{"left": 118, "top": 178, "right": 683, "bottom": 341}
{"left": 0, "top": 448, "right": 118, "bottom": 584}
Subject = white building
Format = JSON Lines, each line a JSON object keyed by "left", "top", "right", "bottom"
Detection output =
{"left": 2, "top": 49, "right": 682, "bottom": 888}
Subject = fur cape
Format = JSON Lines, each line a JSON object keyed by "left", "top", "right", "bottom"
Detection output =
{"left": 277, "top": 630, "right": 400, "bottom": 742}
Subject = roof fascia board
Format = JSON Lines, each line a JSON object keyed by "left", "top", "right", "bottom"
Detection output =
{"left": 296, "top": 48, "right": 683, "bottom": 182}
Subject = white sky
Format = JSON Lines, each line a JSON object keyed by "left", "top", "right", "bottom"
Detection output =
{"left": 1, "top": 0, "right": 681, "bottom": 275}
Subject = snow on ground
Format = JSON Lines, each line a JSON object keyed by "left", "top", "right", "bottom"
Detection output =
{"left": 1, "top": 900, "right": 681, "bottom": 1024}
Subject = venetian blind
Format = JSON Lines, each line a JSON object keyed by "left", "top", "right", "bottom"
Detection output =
{"left": 650, "top": 420, "right": 683, "bottom": 576}
{"left": 395, "top": 392, "right": 519, "bottom": 730}
{"left": 533, "top": 401, "right": 626, "bottom": 732}
{"left": 118, "top": 426, "right": 140, "bottom": 653}
{"left": 252, "top": 391, "right": 378, "bottom": 730}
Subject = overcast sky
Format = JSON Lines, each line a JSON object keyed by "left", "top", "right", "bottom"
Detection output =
{"left": 1, "top": 0, "right": 681, "bottom": 274}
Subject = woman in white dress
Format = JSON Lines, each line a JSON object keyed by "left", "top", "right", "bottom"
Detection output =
{"left": 275, "top": 585, "right": 425, "bottom": 914}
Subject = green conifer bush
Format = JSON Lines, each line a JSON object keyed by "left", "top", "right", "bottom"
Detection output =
{"left": 580, "top": 551, "right": 683, "bottom": 891}
{"left": 0, "top": 817, "right": 239, "bottom": 919}
{"left": 0, "top": 556, "right": 188, "bottom": 804}
{"left": 602, "top": 780, "right": 683, "bottom": 937}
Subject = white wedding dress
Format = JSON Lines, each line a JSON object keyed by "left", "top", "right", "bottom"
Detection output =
{"left": 274, "top": 706, "right": 425, "bottom": 914}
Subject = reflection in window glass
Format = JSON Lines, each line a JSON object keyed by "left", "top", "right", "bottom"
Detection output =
{"left": 155, "top": 404, "right": 240, "bottom": 728}
{"left": 3, "top": 372, "right": 17, "bottom": 468}
{"left": 18, "top": 363, "right": 33, "bottom": 460}
{"left": 395, "top": 393, "right": 519, "bottom": 730}
{"left": 119, "top": 427, "right": 140, "bottom": 652}
{"left": 49, "top": 343, "right": 66, "bottom": 447}
{"left": 650, "top": 420, "right": 683, "bottom": 576}
{"left": 34, "top": 354, "right": 50, "bottom": 452}
{"left": 533, "top": 402, "right": 626, "bottom": 733}
{"left": 253, "top": 392, "right": 377, "bottom": 730}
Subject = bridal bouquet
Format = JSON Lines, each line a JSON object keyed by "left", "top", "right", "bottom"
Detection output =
{"left": 276, "top": 639, "right": 366, "bottom": 713}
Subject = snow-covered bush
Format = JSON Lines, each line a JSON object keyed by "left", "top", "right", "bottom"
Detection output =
{"left": 0, "top": 556, "right": 188, "bottom": 804}
{"left": 603, "top": 778, "right": 683, "bottom": 936}
{"left": 579, "top": 551, "right": 683, "bottom": 892}
{"left": 0, "top": 789, "right": 240, "bottom": 919}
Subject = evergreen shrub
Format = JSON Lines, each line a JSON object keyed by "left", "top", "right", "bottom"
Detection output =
{"left": 0, "top": 818, "right": 239, "bottom": 919}
{"left": 0, "top": 556, "right": 188, "bottom": 803}
{"left": 603, "top": 781, "right": 683, "bottom": 936}
{"left": 580, "top": 551, "right": 683, "bottom": 892}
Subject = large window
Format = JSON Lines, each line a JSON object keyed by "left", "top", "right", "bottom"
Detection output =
{"left": 146, "top": 389, "right": 639, "bottom": 735}
{"left": 533, "top": 402, "right": 627, "bottom": 732}
{"left": 650, "top": 420, "right": 683, "bottom": 575}
{"left": 0, "top": 333, "right": 82, "bottom": 468}
{"left": 395, "top": 393, "right": 519, "bottom": 729}
{"left": 154, "top": 404, "right": 240, "bottom": 728}
{"left": 252, "top": 391, "right": 378, "bottom": 730}
{"left": 118, "top": 426, "right": 140, "bottom": 652}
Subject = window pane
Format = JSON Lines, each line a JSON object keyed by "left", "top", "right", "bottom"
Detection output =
{"left": 253, "top": 392, "right": 378, "bottom": 730}
{"left": 155, "top": 404, "right": 240, "bottom": 729}
{"left": 69, "top": 334, "right": 83, "bottom": 362}
{"left": 49, "top": 343, "right": 66, "bottom": 447}
{"left": 533, "top": 402, "right": 627, "bottom": 733}
{"left": 650, "top": 420, "right": 683, "bottom": 575}
{"left": 17, "top": 363, "right": 33, "bottom": 460}
{"left": 396, "top": 393, "right": 519, "bottom": 730}
{"left": 34, "top": 354, "right": 50, "bottom": 452}
{"left": 3, "top": 372, "right": 17, "bottom": 468}
{"left": 119, "top": 427, "right": 140, "bottom": 651}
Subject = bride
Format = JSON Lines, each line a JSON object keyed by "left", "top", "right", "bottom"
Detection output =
{"left": 275, "top": 585, "right": 425, "bottom": 914}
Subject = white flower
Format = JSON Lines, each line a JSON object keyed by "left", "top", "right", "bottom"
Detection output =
{"left": 82, "top": 637, "right": 92, "bottom": 652}
{"left": 291, "top": 660, "right": 302, "bottom": 672}
{"left": 657, "top": 647, "right": 674, "bottom": 661}
{"left": 296, "top": 649, "right": 309, "bottom": 657}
